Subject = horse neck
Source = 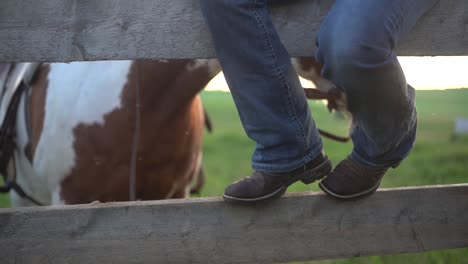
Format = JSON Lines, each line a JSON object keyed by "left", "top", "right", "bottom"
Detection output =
{"left": 132, "top": 59, "right": 220, "bottom": 121}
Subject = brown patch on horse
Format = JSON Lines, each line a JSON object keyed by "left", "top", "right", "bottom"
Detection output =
{"left": 28, "top": 64, "right": 50, "bottom": 160}
{"left": 295, "top": 56, "right": 323, "bottom": 76}
{"left": 59, "top": 60, "right": 217, "bottom": 204}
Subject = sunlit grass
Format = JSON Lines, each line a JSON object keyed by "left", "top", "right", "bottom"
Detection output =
{"left": 199, "top": 89, "right": 468, "bottom": 197}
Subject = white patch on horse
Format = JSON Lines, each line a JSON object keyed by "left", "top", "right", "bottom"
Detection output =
{"left": 32, "top": 61, "right": 132, "bottom": 203}
{"left": 51, "top": 187, "right": 65, "bottom": 205}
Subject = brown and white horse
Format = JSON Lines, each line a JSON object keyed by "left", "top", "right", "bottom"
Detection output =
{"left": 9, "top": 57, "right": 344, "bottom": 207}
{"left": 11, "top": 59, "right": 220, "bottom": 206}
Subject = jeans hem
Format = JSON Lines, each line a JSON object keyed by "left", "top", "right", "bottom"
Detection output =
{"left": 251, "top": 142, "right": 323, "bottom": 173}
{"left": 351, "top": 150, "right": 403, "bottom": 168}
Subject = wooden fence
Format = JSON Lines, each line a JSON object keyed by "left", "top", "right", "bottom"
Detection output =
{"left": 0, "top": 0, "right": 467, "bottom": 62}
{"left": 1, "top": 184, "right": 468, "bottom": 264}
{"left": 0, "top": 0, "right": 467, "bottom": 263}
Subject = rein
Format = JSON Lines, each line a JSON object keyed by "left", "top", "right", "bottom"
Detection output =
{"left": 303, "top": 88, "right": 351, "bottom": 143}
{"left": 129, "top": 62, "right": 142, "bottom": 201}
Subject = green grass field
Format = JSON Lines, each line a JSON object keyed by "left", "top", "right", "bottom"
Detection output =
{"left": 199, "top": 89, "right": 468, "bottom": 197}
{"left": 1, "top": 89, "right": 467, "bottom": 263}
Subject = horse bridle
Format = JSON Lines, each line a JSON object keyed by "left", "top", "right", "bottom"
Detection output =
{"left": 128, "top": 62, "right": 142, "bottom": 201}
{"left": 0, "top": 79, "right": 43, "bottom": 205}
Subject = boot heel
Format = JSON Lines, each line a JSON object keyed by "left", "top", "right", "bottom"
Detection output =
{"left": 300, "top": 160, "right": 332, "bottom": 184}
{"left": 301, "top": 176, "right": 319, "bottom": 185}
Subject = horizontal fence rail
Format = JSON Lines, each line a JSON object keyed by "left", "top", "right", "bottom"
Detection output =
{"left": 1, "top": 184, "right": 468, "bottom": 264}
{"left": 0, "top": 0, "right": 467, "bottom": 62}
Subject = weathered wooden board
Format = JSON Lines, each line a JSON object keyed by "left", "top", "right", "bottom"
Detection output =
{"left": 1, "top": 184, "right": 467, "bottom": 264}
{"left": 0, "top": 0, "right": 467, "bottom": 62}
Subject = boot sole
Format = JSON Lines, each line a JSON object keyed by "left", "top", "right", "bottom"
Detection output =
{"left": 223, "top": 158, "right": 332, "bottom": 203}
{"left": 318, "top": 179, "right": 381, "bottom": 200}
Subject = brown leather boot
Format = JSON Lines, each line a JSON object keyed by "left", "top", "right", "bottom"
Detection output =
{"left": 319, "top": 155, "right": 398, "bottom": 200}
{"left": 223, "top": 153, "right": 332, "bottom": 203}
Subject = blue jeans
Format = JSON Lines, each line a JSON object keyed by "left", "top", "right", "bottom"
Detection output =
{"left": 200, "top": 0, "right": 438, "bottom": 172}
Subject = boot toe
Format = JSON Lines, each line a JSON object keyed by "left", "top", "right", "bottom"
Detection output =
{"left": 223, "top": 177, "right": 262, "bottom": 199}
{"left": 320, "top": 155, "right": 389, "bottom": 199}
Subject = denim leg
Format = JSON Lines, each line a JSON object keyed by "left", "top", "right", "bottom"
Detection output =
{"left": 316, "top": 0, "right": 438, "bottom": 167}
{"left": 200, "top": 0, "right": 323, "bottom": 172}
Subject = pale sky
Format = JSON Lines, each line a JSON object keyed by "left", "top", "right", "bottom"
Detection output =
{"left": 206, "top": 56, "right": 468, "bottom": 91}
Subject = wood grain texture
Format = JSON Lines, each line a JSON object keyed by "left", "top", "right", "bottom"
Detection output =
{"left": 0, "top": 0, "right": 466, "bottom": 62}
{"left": 1, "top": 184, "right": 467, "bottom": 264}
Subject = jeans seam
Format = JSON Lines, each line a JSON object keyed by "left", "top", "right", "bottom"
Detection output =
{"left": 249, "top": 0, "right": 308, "bottom": 152}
